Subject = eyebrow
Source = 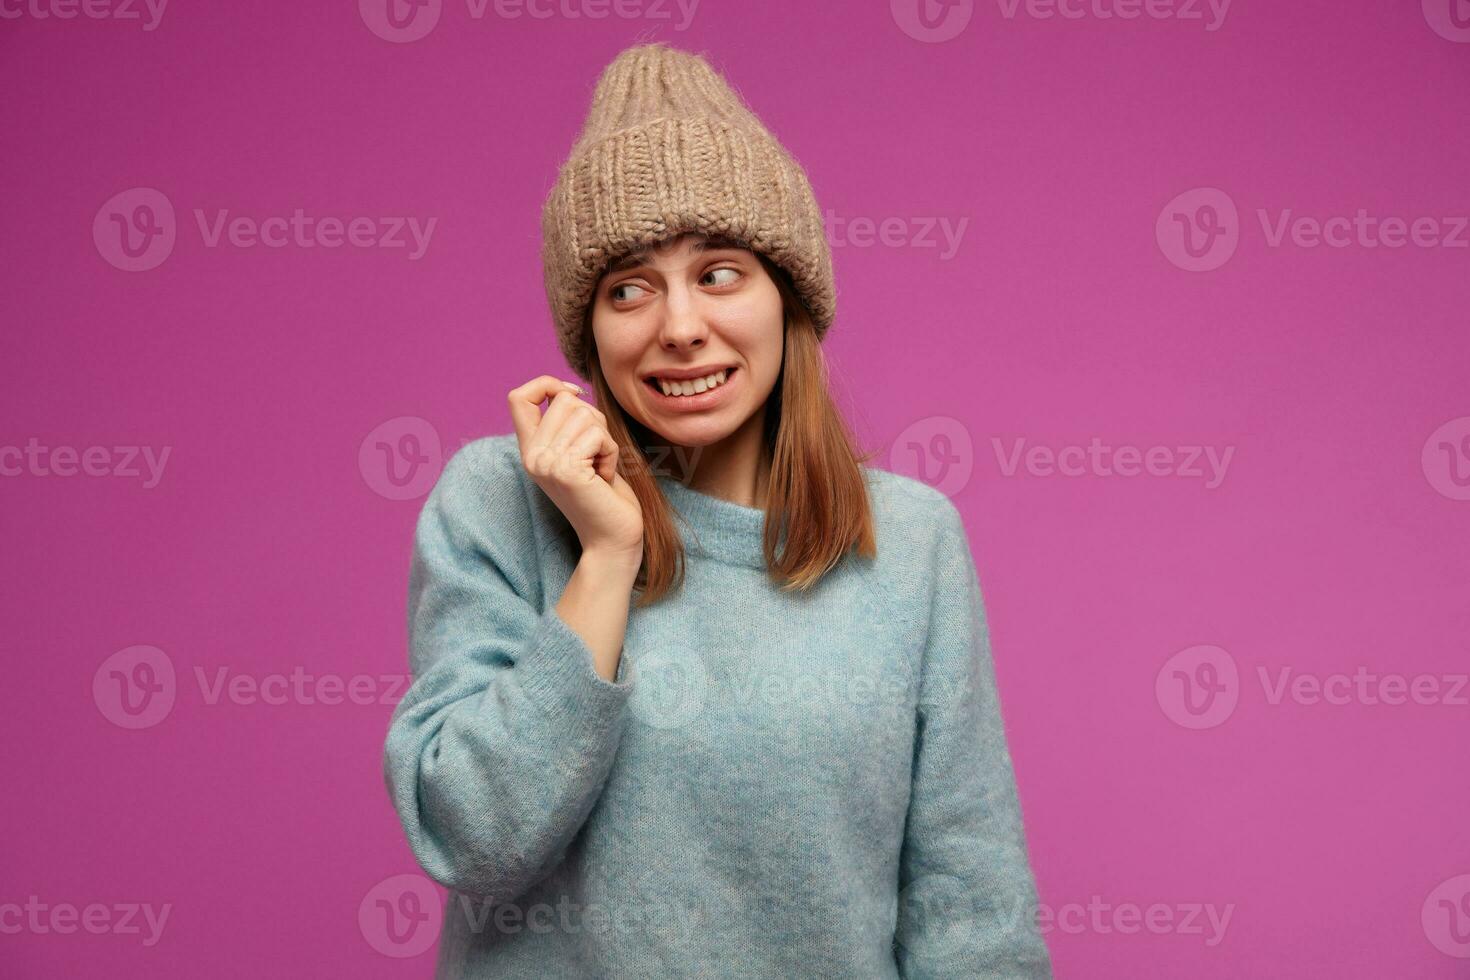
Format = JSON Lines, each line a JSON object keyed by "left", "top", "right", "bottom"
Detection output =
{"left": 607, "top": 235, "right": 746, "bottom": 273}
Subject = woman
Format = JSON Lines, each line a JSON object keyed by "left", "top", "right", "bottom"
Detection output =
{"left": 383, "top": 42, "right": 1053, "bottom": 979}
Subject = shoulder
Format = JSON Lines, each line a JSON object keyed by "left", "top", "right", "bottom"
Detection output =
{"left": 417, "top": 432, "right": 537, "bottom": 549}
{"left": 863, "top": 464, "right": 966, "bottom": 539}
{"left": 862, "top": 464, "right": 976, "bottom": 580}
{"left": 408, "top": 433, "right": 554, "bottom": 610}
{"left": 429, "top": 433, "right": 525, "bottom": 503}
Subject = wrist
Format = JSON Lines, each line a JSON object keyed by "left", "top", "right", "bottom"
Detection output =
{"left": 579, "top": 545, "right": 644, "bottom": 576}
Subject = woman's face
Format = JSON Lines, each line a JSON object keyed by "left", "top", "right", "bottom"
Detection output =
{"left": 590, "top": 232, "right": 784, "bottom": 449}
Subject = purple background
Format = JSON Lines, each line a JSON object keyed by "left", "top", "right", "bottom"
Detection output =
{"left": 3, "top": 0, "right": 1468, "bottom": 976}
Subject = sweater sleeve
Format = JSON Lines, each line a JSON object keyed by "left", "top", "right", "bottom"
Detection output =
{"left": 894, "top": 497, "right": 1053, "bottom": 979}
{"left": 381, "top": 438, "right": 637, "bottom": 903}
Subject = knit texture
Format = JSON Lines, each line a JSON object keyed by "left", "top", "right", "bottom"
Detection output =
{"left": 540, "top": 43, "right": 837, "bottom": 381}
{"left": 382, "top": 434, "right": 1054, "bottom": 978}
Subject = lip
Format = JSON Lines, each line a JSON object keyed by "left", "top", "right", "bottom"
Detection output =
{"left": 641, "top": 364, "right": 737, "bottom": 382}
{"left": 643, "top": 366, "right": 739, "bottom": 412}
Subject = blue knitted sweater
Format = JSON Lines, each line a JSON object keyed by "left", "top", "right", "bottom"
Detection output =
{"left": 382, "top": 433, "right": 1053, "bottom": 978}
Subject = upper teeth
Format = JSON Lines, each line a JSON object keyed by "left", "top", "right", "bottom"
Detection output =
{"left": 655, "top": 369, "right": 728, "bottom": 396}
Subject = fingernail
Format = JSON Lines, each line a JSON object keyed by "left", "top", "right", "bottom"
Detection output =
{"left": 564, "top": 382, "right": 586, "bottom": 394}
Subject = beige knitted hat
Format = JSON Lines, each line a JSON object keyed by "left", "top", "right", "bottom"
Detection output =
{"left": 540, "top": 43, "right": 836, "bottom": 381}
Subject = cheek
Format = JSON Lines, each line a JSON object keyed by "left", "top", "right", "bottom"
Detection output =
{"left": 719, "top": 296, "right": 784, "bottom": 367}
{"left": 591, "top": 313, "right": 644, "bottom": 370}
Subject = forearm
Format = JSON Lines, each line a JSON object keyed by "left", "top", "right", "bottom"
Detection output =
{"left": 556, "top": 547, "right": 642, "bottom": 683}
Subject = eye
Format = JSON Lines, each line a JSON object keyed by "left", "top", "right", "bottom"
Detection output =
{"left": 702, "top": 266, "right": 741, "bottom": 287}
{"left": 610, "top": 281, "right": 648, "bottom": 303}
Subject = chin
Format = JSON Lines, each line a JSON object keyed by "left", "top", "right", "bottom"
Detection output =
{"left": 641, "top": 406, "right": 751, "bottom": 443}
{"left": 643, "top": 421, "right": 734, "bottom": 447}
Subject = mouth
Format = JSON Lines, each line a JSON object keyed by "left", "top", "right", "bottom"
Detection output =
{"left": 642, "top": 366, "right": 739, "bottom": 409}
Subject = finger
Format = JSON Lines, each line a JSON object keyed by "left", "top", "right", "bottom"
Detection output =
{"left": 582, "top": 426, "right": 620, "bottom": 485}
{"left": 507, "top": 376, "right": 585, "bottom": 449}
{"left": 526, "top": 391, "right": 596, "bottom": 474}
{"left": 566, "top": 425, "right": 614, "bottom": 483}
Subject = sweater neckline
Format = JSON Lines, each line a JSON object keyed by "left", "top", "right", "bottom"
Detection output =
{"left": 654, "top": 474, "right": 773, "bottom": 569}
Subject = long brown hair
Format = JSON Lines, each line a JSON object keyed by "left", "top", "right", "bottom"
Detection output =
{"left": 581, "top": 253, "right": 879, "bottom": 606}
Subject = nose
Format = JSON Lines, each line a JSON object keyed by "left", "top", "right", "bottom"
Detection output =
{"left": 657, "top": 280, "right": 708, "bottom": 355}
